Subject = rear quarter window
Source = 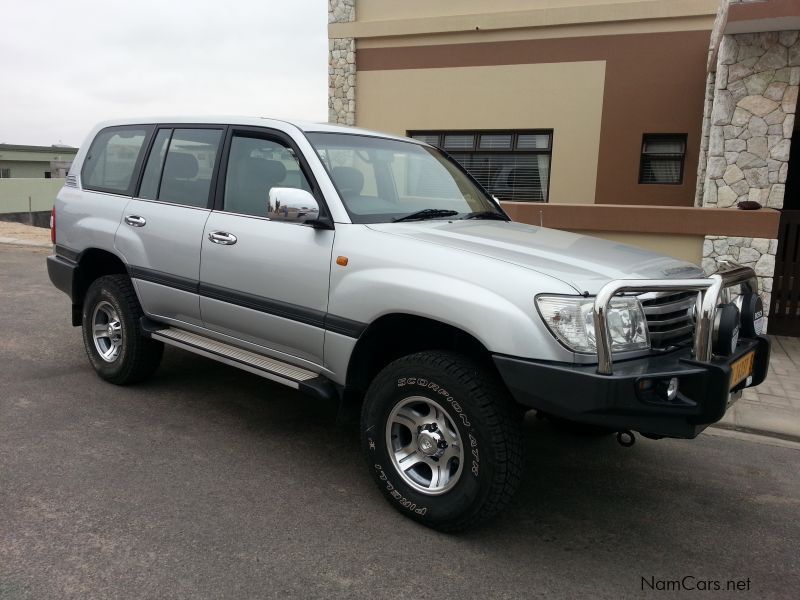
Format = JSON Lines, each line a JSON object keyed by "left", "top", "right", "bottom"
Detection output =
{"left": 82, "top": 126, "right": 151, "bottom": 194}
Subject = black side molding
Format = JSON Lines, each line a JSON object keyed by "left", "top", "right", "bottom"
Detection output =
{"left": 199, "top": 282, "right": 328, "bottom": 329}
{"left": 129, "top": 266, "right": 200, "bottom": 295}
{"left": 324, "top": 314, "right": 367, "bottom": 338}
{"left": 131, "top": 265, "right": 370, "bottom": 339}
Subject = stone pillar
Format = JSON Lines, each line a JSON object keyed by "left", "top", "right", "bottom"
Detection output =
{"left": 328, "top": 1, "right": 356, "bottom": 125}
{"left": 698, "top": 25, "right": 799, "bottom": 322}
{"left": 695, "top": 71, "right": 717, "bottom": 206}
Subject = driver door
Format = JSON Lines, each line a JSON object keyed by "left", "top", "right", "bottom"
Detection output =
{"left": 199, "top": 129, "right": 334, "bottom": 366}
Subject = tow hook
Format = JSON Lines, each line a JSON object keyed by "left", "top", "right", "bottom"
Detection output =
{"left": 616, "top": 430, "right": 636, "bottom": 447}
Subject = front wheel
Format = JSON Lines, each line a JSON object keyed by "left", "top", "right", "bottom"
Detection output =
{"left": 361, "top": 351, "right": 523, "bottom": 531}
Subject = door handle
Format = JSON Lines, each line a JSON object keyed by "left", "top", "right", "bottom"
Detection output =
{"left": 124, "top": 215, "right": 146, "bottom": 227}
{"left": 208, "top": 231, "right": 238, "bottom": 245}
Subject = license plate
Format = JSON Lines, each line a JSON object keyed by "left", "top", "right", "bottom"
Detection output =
{"left": 730, "top": 351, "right": 755, "bottom": 390}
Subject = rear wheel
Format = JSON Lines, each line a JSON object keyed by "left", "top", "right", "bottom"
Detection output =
{"left": 361, "top": 351, "right": 523, "bottom": 531}
{"left": 81, "top": 275, "right": 163, "bottom": 385}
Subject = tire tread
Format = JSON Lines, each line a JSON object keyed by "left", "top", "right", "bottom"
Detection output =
{"left": 363, "top": 350, "right": 524, "bottom": 531}
{"left": 82, "top": 274, "right": 163, "bottom": 385}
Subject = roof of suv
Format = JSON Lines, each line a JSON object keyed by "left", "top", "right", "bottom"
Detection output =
{"left": 90, "top": 116, "right": 416, "bottom": 144}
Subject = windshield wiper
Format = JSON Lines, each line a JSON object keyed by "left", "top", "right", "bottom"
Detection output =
{"left": 393, "top": 208, "right": 459, "bottom": 222}
{"left": 463, "top": 210, "right": 509, "bottom": 221}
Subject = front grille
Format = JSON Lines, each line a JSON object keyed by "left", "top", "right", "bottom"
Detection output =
{"left": 640, "top": 291, "right": 697, "bottom": 350}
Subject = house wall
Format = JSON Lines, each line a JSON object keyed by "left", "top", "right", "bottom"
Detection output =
{"left": 500, "top": 200, "right": 779, "bottom": 265}
{"left": 357, "top": 61, "right": 605, "bottom": 205}
{"left": 331, "top": 0, "right": 719, "bottom": 206}
{"left": 0, "top": 178, "right": 65, "bottom": 213}
{"left": 0, "top": 161, "right": 54, "bottom": 178}
{"left": 0, "top": 148, "right": 77, "bottom": 178}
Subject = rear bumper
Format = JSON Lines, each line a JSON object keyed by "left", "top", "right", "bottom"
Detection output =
{"left": 494, "top": 335, "right": 770, "bottom": 439}
{"left": 46, "top": 254, "right": 77, "bottom": 301}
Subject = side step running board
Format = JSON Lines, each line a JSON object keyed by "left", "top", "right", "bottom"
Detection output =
{"left": 141, "top": 320, "right": 337, "bottom": 401}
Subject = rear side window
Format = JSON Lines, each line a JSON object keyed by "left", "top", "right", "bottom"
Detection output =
{"left": 137, "top": 128, "right": 222, "bottom": 208}
{"left": 82, "top": 127, "right": 149, "bottom": 194}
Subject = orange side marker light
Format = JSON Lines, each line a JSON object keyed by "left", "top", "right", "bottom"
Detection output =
{"left": 336, "top": 256, "right": 349, "bottom": 266}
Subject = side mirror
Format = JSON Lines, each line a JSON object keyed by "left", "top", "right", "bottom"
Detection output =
{"left": 267, "top": 187, "right": 327, "bottom": 227}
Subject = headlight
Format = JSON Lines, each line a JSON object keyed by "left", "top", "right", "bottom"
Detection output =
{"left": 536, "top": 295, "right": 649, "bottom": 354}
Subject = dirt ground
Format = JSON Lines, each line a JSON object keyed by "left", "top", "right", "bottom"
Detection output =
{"left": 0, "top": 220, "right": 51, "bottom": 245}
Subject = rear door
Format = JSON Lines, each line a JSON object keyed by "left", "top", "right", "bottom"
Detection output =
{"left": 59, "top": 125, "right": 152, "bottom": 257}
{"left": 198, "top": 128, "right": 334, "bottom": 365}
{"left": 115, "top": 126, "right": 225, "bottom": 326}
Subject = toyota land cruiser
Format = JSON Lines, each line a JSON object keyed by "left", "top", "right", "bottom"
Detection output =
{"left": 47, "top": 117, "right": 770, "bottom": 531}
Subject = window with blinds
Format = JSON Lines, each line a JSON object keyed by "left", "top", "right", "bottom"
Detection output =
{"left": 408, "top": 130, "right": 553, "bottom": 202}
{"left": 639, "top": 134, "right": 687, "bottom": 185}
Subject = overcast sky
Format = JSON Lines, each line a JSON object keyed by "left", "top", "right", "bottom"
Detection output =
{"left": 0, "top": 0, "right": 328, "bottom": 148}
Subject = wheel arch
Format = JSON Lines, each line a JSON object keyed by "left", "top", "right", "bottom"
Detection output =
{"left": 71, "top": 248, "right": 130, "bottom": 325}
{"left": 345, "top": 313, "right": 498, "bottom": 397}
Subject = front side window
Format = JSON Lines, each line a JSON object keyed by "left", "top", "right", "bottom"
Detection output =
{"left": 307, "top": 132, "right": 503, "bottom": 224}
{"left": 82, "top": 126, "right": 149, "bottom": 194}
{"left": 223, "top": 135, "right": 312, "bottom": 218}
{"left": 639, "top": 134, "right": 686, "bottom": 185}
{"left": 410, "top": 130, "right": 553, "bottom": 202}
{"left": 137, "top": 128, "right": 222, "bottom": 207}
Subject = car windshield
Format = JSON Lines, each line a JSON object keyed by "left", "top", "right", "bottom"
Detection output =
{"left": 306, "top": 132, "right": 504, "bottom": 224}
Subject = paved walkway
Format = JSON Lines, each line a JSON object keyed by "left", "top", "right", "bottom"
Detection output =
{"left": 0, "top": 224, "right": 798, "bottom": 439}
{"left": 720, "top": 335, "right": 800, "bottom": 439}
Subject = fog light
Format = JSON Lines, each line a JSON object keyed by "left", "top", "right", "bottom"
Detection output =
{"left": 656, "top": 377, "right": 679, "bottom": 402}
{"left": 665, "top": 377, "right": 679, "bottom": 401}
{"left": 737, "top": 293, "right": 764, "bottom": 337}
{"left": 638, "top": 379, "right": 654, "bottom": 392}
{"left": 713, "top": 303, "right": 741, "bottom": 356}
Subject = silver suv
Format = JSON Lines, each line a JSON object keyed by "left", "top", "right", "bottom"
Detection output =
{"left": 47, "top": 117, "right": 770, "bottom": 531}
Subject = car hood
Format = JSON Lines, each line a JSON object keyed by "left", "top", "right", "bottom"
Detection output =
{"left": 367, "top": 220, "right": 704, "bottom": 294}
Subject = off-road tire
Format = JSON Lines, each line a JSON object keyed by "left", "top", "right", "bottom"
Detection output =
{"left": 361, "top": 351, "right": 523, "bottom": 532}
{"left": 81, "top": 275, "right": 163, "bottom": 385}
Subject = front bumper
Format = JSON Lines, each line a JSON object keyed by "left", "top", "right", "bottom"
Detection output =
{"left": 494, "top": 335, "right": 770, "bottom": 439}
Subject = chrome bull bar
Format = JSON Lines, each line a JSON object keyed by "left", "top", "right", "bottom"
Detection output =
{"left": 593, "top": 265, "right": 758, "bottom": 375}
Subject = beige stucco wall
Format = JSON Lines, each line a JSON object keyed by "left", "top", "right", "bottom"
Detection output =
{"left": 576, "top": 231, "right": 704, "bottom": 264}
{"left": 356, "top": 61, "right": 606, "bottom": 205}
{"left": 358, "top": 0, "right": 661, "bottom": 21}
{"left": 335, "top": 0, "right": 717, "bottom": 43}
{"left": 355, "top": 16, "right": 715, "bottom": 48}
{"left": 0, "top": 178, "right": 64, "bottom": 213}
{"left": 0, "top": 161, "right": 53, "bottom": 178}
{"left": 353, "top": 0, "right": 717, "bottom": 25}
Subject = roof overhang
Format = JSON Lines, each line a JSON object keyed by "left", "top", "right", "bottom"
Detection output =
{"left": 725, "top": 0, "right": 800, "bottom": 34}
